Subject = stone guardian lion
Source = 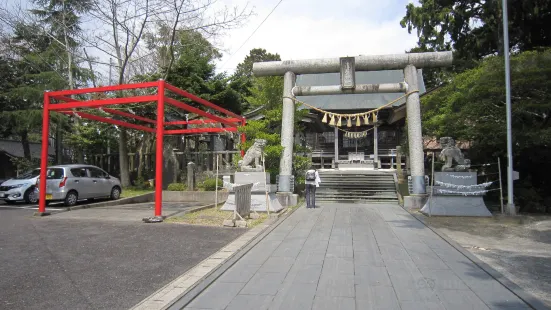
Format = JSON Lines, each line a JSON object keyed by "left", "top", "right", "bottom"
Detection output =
{"left": 238, "top": 139, "right": 267, "bottom": 171}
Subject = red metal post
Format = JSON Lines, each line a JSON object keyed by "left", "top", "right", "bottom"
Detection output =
{"left": 57, "top": 111, "right": 155, "bottom": 133}
{"left": 154, "top": 80, "right": 165, "bottom": 217}
{"left": 165, "top": 118, "right": 241, "bottom": 126}
{"left": 38, "top": 94, "right": 50, "bottom": 214}
{"left": 48, "top": 95, "right": 158, "bottom": 110}
{"left": 48, "top": 81, "right": 158, "bottom": 97}
{"left": 240, "top": 120, "right": 246, "bottom": 157}
{"left": 164, "top": 127, "right": 238, "bottom": 135}
{"left": 164, "top": 97, "right": 239, "bottom": 127}
{"left": 164, "top": 83, "right": 244, "bottom": 121}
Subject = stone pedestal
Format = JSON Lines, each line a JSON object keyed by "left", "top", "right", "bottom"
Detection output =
{"left": 221, "top": 172, "right": 284, "bottom": 213}
{"left": 421, "top": 172, "right": 492, "bottom": 216}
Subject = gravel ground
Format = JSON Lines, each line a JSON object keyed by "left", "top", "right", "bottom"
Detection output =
{"left": 418, "top": 213, "right": 551, "bottom": 307}
{"left": 0, "top": 206, "right": 246, "bottom": 310}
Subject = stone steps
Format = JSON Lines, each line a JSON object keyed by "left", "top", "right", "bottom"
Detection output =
{"left": 315, "top": 170, "right": 398, "bottom": 204}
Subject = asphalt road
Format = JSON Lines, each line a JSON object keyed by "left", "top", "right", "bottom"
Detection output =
{"left": 0, "top": 204, "right": 246, "bottom": 310}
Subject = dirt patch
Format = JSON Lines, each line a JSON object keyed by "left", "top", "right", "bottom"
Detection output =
{"left": 166, "top": 207, "right": 269, "bottom": 228}
{"left": 415, "top": 212, "right": 551, "bottom": 307}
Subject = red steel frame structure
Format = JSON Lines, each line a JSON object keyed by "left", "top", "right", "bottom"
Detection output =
{"left": 37, "top": 80, "right": 246, "bottom": 217}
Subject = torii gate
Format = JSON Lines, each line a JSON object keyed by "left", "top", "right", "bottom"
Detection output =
{"left": 252, "top": 51, "right": 453, "bottom": 205}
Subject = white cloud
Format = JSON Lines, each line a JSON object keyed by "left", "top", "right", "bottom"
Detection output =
{"left": 215, "top": 0, "right": 419, "bottom": 73}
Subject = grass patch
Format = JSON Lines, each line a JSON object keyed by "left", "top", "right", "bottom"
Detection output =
{"left": 121, "top": 188, "right": 153, "bottom": 198}
{"left": 166, "top": 206, "right": 269, "bottom": 227}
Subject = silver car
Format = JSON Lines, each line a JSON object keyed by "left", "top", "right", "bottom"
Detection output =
{"left": 43, "top": 165, "right": 122, "bottom": 206}
{"left": 0, "top": 169, "right": 40, "bottom": 204}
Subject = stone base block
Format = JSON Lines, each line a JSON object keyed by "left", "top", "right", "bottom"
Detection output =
{"left": 276, "top": 192, "right": 294, "bottom": 207}
{"left": 235, "top": 220, "right": 248, "bottom": 228}
{"left": 421, "top": 196, "right": 492, "bottom": 217}
{"left": 223, "top": 219, "right": 235, "bottom": 227}
{"left": 221, "top": 193, "right": 284, "bottom": 213}
{"left": 404, "top": 195, "right": 428, "bottom": 210}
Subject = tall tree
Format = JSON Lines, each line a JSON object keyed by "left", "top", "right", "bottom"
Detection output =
{"left": 401, "top": 0, "right": 551, "bottom": 62}
{"left": 86, "top": 0, "right": 251, "bottom": 187}
{"left": 421, "top": 49, "right": 551, "bottom": 212}
{"left": 234, "top": 48, "right": 281, "bottom": 79}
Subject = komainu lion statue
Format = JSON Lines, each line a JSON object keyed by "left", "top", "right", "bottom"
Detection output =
{"left": 439, "top": 137, "right": 471, "bottom": 172}
{"left": 238, "top": 139, "right": 267, "bottom": 171}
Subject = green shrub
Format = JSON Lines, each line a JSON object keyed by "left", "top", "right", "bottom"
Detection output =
{"left": 167, "top": 183, "right": 187, "bottom": 191}
{"left": 200, "top": 178, "right": 220, "bottom": 191}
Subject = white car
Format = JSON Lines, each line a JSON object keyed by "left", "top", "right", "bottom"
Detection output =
{"left": 0, "top": 169, "right": 40, "bottom": 204}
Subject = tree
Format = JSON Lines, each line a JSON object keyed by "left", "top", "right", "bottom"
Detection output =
{"left": 401, "top": 0, "right": 551, "bottom": 62}
{"left": 86, "top": 0, "right": 251, "bottom": 187}
{"left": 238, "top": 59, "right": 311, "bottom": 183}
{"left": 0, "top": 22, "right": 73, "bottom": 161}
{"left": 421, "top": 49, "right": 551, "bottom": 212}
{"left": 234, "top": 48, "right": 280, "bottom": 79}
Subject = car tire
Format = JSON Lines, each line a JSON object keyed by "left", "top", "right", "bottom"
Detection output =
{"left": 24, "top": 187, "right": 38, "bottom": 204}
{"left": 64, "top": 191, "right": 78, "bottom": 206}
{"left": 110, "top": 186, "right": 121, "bottom": 200}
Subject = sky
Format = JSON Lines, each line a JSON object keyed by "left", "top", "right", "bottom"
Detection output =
{"left": 214, "top": 0, "right": 420, "bottom": 73}
{"left": 4, "top": 0, "right": 420, "bottom": 75}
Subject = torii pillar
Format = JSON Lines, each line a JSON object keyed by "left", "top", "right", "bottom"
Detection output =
{"left": 252, "top": 52, "right": 453, "bottom": 203}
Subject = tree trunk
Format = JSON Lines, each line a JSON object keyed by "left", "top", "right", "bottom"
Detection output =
{"left": 21, "top": 130, "right": 31, "bottom": 160}
{"left": 119, "top": 128, "right": 130, "bottom": 187}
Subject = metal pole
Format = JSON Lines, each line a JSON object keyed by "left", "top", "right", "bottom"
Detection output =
{"left": 374, "top": 125, "right": 379, "bottom": 169}
{"left": 502, "top": 0, "right": 515, "bottom": 215}
{"left": 334, "top": 126, "right": 339, "bottom": 166}
{"left": 263, "top": 153, "right": 270, "bottom": 216}
{"left": 215, "top": 154, "right": 219, "bottom": 209}
{"left": 498, "top": 157, "right": 504, "bottom": 214}
{"left": 38, "top": 93, "right": 51, "bottom": 215}
{"left": 154, "top": 80, "right": 165, "bottom": 218}
{"left": 428, "top": 152, "right": 435, "bottom": 217}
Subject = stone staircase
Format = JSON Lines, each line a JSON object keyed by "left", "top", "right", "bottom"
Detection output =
{"left": 316, "top": 170, "right": 398, "bottom": 203}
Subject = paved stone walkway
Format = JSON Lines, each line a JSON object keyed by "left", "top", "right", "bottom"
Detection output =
{"left": 182, "top": 203, "right": 532, "bottom": 310}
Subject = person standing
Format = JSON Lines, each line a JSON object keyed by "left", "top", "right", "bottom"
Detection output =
{"left": 305, "top": 167, "right": 321, "bottom": 208}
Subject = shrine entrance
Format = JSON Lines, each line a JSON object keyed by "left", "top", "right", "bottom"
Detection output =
{"left": 252, "top": 52, "right": 453, "bottom": 204}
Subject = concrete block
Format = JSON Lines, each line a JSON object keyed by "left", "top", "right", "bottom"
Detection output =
{"left": 223, "top": 219, "right": 235, "bottom": 227}
{"left": 235, "top": 220, "right": 247, "bottom": 228}
{"left": 221, "top": 193, "right": 284, "bottom": 213}
{"left": 404, "top": 195, "right": 428, "bottom": 210}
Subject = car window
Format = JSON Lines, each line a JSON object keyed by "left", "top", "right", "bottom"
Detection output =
{"left": 46, "top": 168, "right": 65, "bottom": 179}
{"left": 14, "top": 169, "right": 40, "bottom": 180}
{"left": 70, "top": 168, "right": 88, "bottom": 178}
{"left": 88, "top": 167, "right": 107, "bottom": 178}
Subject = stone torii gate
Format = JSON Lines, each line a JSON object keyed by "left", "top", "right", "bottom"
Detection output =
{"left": 252, "top": 52, "right": 453, "bottom": 205}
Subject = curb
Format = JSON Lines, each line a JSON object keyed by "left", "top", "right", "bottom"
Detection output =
{"left": 165, "top": 204, "right": 299, "bottom": 310}
{"left": 46, "top": 192, "right": 155, "bottom": 214}
{"left": 409, "top": 211, "right": 550, "bottom": 310}
{"left": 163, "top": 203, "right": 217, "bottom": 219}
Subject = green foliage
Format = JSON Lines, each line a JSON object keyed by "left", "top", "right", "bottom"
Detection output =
{"left": 234, "top": 48, "right": 281, "bottom": 79}
{"left": 167, "top": 183, "right": 187, "bottom": 191}
{"left": 199, "top": 178, "right": 220, "bottom": 191}
{"left": 421, "top": 49, "right": 551, "bottom": 211}
{"left": 237, "top": 69, "right": 311, "bottom": 183}
{"left": 401, "top": 0, "right": 551, "bottom": 61}
{"left": 10, "top": 157, "right": 41, "bottom": 174}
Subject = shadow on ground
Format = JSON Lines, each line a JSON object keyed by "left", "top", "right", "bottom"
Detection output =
{"left": 416, "top": 212, "right": 551, "bottom": 307}
{"left": 0, "top": 207, "right": 246, "bottom": 310}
